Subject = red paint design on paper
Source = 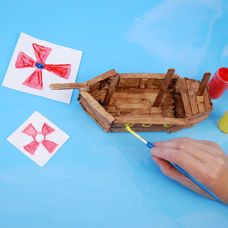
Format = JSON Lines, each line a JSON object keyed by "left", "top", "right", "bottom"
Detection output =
{"left": 15, "top": 43, "right": 71, "bottom": 89}
{"left": 22, "top": 123, "right": 58, "bottom": 155}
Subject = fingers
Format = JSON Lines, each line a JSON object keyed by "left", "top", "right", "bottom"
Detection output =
{"left": 151, "top": 146, "right": 207, "bottom": 182}
{"left": 152, "top": 156, "right": 214, "bottom": 200}
{"left": 197, "top": 140, "right": 224, "bottom": 155}
{"left": 155, "top": 138, "right": 221, "bottom": 154}
{"left": 154, "top": 138, "right": 216, "bottom": 163}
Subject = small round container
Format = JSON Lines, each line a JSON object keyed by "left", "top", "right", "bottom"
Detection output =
{"left": 208, "top": 68, "right": 228, "bottom": 99}
{"left": 218, "top": 111, "right": 228, "bottom": 134}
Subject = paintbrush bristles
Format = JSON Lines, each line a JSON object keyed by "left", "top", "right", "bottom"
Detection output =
{"left": 125, "top": 124, "right": 147, "bottom": 144}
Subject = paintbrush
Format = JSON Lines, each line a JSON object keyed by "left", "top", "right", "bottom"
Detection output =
{"left": 125, "top": 124, "right": 220, "bottom": 202}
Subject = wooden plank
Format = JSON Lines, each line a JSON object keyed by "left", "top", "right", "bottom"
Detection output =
{"left": 116, "top": 109, "right": 152, "bottom": 115}
{"left": 50, "top": 82, "right": 89, "bottom": 91}
{"left": 179, "top": 78, "right": 192, "bottom": 117}
{"left": 146, "top": 79, "right": 162, "bottom": 89}
{"left": 117, "top": 78, "right": 141, "bottom": 88}
{"left": 186, "top": 112, "right": 210, "bottom": 125}
{"left": 197, "top": 102, "right": 206, "bottom": 113}
{"left": 174, "top": 95, "right": 185, "bottom": 118}
{"left": 114, "top": 115, "right": 187, "bottom": 125}
{"left": 161, "top": 103, "right": 175, "bottom": 110}
{"left": 110, "top": 125, "right": 167, "bottom": 132}
{"left": 111, "top": 123, "right": 184, "bottom": 132}
{"left": 159, "top": 92, "right": 175, "bottom": 117}
{"left": 163, "top": 113, "right": 175, "bottom": 118}
{"left": 103, "top": 74, "right": 120, "bottom": 106}
{"left": 203, "top": 90, "right": 212, "bottom": 112}
{"left": 111, "top": 90, "right": 158, "bottom": 106}
{"left": 87, "top": 69, "right": 117, "bottom": 86}
{"left": 115, "top": 88, "right": 160, "bottom": 93}
{"left": 110, "top": 97, "right": 153, "bottom": 115}
{"left": 153, "top": 68, "right": 175, "bottom": 107}
{"left": 106, "top": 106, "right": 117, "bottom": 113}
{"left": 185, "top": 79, "right": 199, "bottom": 115}
{"left": 197, "top": 72, "right": 211, "bottom": 95}
{"left": 163, "top": 108, "right": 175, "bottom": 113}
{"left": 150, "top": 107, "right": 162, "bottom": 114}
{"left": 79, "top": 97, "right": 111, "bottom": 131}
{"left": 160, "top": 69, "right": 176, "bottom": 91}
{"left": 114, "top": 100, "right": 150, "bottom": 109}
{"left": 197, "top": 96, "right": 205, "bottom": 113}
{"left": 114, "top": 97, "right": 150, "bottom": 103}
{"left": 99, "top": 80, "right": 109, "bottom": 90}
{"left": 80, "top": 91, "right": 115, "bottom": 124}
{"left": 197, "top": 96, "right": 204, "bottom": 103}
{"left": 165, "top": 125, "right": 183, "bottom": 132}
{"left": 119, "top": 73, "right": 179, "bottom": 80}
{"left": 148, "top": 97, "right": 157, "bottom": 105}
{"left": 160, "top": 93, "right": 175, "bottom": 105}
{"left": 90, "top": 89, "right": 108, "bottom": 102}
{"left": 90, "top": 88, "right": 107, "bottom": 97}
{"left": 162, "top": 105, "right": 175, "bottom": 117}
{"left": 139, "top": 78, "right": 148, "bottom": 88}
{"left": 112, "top": 89, "right": 159, "bottom": 99}
{"left": 111, "top": 98, "right": 151, "bottom": 104}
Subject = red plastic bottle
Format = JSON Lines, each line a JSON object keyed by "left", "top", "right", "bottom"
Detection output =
{"left": 208, "top": 67, "right": 228, "bottom": 99}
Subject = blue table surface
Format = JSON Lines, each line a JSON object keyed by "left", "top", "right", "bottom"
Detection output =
{"left": 0, "top": 0, "right": 227, "bottom": 227}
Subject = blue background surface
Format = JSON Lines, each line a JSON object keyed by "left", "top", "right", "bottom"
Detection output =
{"left": 0, "top": 0, "right": 227, "bottom": 227}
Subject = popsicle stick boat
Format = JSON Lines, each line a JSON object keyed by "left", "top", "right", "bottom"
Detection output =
{"left": 50, "top": 68, "right": 213, "bottom": 132}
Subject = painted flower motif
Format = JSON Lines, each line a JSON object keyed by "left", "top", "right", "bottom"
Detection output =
{"left": 22, "top": 123, "right": 58, "bottom": 155}
{"left": 15, "top": 43, "right": 71, "bottom": 89}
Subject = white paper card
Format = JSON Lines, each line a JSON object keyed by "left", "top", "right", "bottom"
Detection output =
{"left": 7, "top": 111, "right": 70, "bottom": 167}
{"left": 2, "top": 32, "right": 82, "bottom": 103}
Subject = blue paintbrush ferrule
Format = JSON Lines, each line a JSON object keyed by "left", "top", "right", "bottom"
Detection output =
{"left": 146, "top": 141, "right": 154, "bottom": 149}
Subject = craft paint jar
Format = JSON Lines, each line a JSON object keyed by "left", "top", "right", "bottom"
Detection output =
{"left": 208, "top": 68, "right": 228, "bottom": 99}
{"left": 218, "top": 111, "right": 228, "bottom": 134}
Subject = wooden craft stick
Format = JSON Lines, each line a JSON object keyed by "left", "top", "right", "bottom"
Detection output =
{"left": 186, "top": 112, "right": 210, "bottom": 125}
{"left": 174, "top": 94, "right": 185, "bottom": 118}
{"left": 139, "top": 78, "right": 148, "bottom": 88}
{"left": 197, "top": 72, "right": 211, "bottom": 96}
{"left": 119, "top": 73, "right": 179, "bottom": 80}
{"left": 87, "top": 69, "right": 117, "bottom": 86}
{"left": 80, "top": 91, "right": 115, "bottom": 124}
{"left": 103, "top": 74, "right": 120, "bottom": 106}
{"left": 80, "top": 96, "right": 111, "bottom": 131}
{"left": 203, "top": 90, "right": 212, "bottom": 112}
{"left": 186, "top": 79, "right": 199, "bottom": 115}
{"left": 197, "top": 96, "right": 206, "bottom": 113}
{"left": 153, "top": 68, "right": 175, "bottom": 107}
{"left": 179, "top": 78, "right": 192, "bottom": 117}
{"left": 49, "top": 83, "right": 88, "bottom": 90}
{"left": 114, "top": 115, "right": 187, "bottom": 125}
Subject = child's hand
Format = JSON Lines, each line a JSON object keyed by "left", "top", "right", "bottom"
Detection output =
{"left": 151, "top": 138, "right": 228, "bottom": 204}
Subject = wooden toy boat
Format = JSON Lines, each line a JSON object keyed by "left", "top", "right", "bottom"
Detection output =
{"left": 50, "top": 69, "right": 213, "bottom": 132}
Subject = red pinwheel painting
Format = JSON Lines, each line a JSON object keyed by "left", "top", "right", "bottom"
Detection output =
{"left": 15, "top": 43, "right": 71, "bottom": 89}
{"left": 3, "top": 33, "right": 82, "bottom": 103}
{"left": 7, "top": 111, "right": 70, "bottom": 167}
{"left": 22, "top": 123, "right": 59, "bottom": 155}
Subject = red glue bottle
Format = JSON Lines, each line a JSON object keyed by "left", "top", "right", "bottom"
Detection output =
{"left": 208, "top": 68, "right": 228, "bottom": 99}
